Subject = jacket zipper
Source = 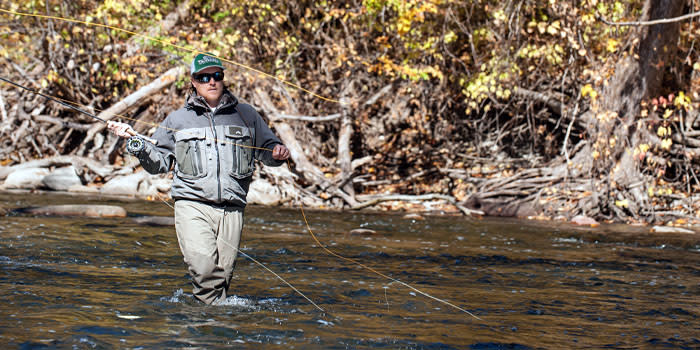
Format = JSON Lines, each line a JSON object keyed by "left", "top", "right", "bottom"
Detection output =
{"left": 207, "top": 111, "right": 222, "bottom": 203}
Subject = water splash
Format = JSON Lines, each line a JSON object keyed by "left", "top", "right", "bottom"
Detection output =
{"left": 214, "top": 295, "right": 257, "bottom": 309}
{"left": 161, "top": 288, "right": 186, "bottom": 303}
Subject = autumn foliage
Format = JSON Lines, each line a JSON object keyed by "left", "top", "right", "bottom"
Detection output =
{"left": 0, "top": 0, "right": 698, "bottom": 224}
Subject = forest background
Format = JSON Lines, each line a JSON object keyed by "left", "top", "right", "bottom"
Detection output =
{"left": 0, "top": 0, "right": 699, "bottom": 226}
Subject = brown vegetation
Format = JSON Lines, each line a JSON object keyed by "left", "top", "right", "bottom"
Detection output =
{"left": 0, "top": 0, "right": 699, "bottom": 225}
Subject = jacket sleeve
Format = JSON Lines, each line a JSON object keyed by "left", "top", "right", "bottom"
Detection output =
{"left": 135, "top": 117, "right": 176, "bottom": 174}
{"left": 241, "top": 104, "right": 284, "bottom": 167}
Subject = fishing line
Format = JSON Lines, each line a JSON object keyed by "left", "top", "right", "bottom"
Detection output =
{"left": 0, "top": 76, "right": 107, "bottom": 123}
{"left": 0, "top": 76, "right": 157, "bottom": 143}
{"left": 0, "top": 8, "right": 482, "bottom": 318}
{"left": 0, "top": 75, "right": 324, "bottom": 312}
{"left": 0, "top": 8, "right": 342, "bottom": 104}
{"left": 1, "top": 75, "right": 480, "bottom": 320}
{"left": 219, "top": 239, "right": 326, "bottom": 313}
{"left": 152, "top": 196, "right": 325, "bottom": 313}
{"left": 294, "top": 190, "right": 482, "bottom": 320}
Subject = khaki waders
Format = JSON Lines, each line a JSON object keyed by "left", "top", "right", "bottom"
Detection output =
{"left": 174, "top": 199, "right": 243, "bottom": 304}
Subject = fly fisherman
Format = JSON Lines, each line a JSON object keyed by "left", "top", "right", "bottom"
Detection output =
{"left": 107, "top": 53, "right": 290, "bottom": 304}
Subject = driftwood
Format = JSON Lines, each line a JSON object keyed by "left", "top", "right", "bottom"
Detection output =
{"left": 78, "top": 66, "right": 186, "bottom": 157}
{"left": 352, "top": 193, "right": 484, "bottom": 216}
{"left": 0, "top": 155, "right": 113, "bottom": 181}
{"left": 269, "top": 113, "right": 341, "bottom": 122}
{"left": 34, "top": 115, "right": 92, "bottom": 131}
{"left": 254, "top": 89, "right": 358, "bottom": 206}
{"left": 257, "top": 91, "right": 357, "bottom": 206}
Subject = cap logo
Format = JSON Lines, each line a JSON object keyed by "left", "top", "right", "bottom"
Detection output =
{"left": 197, "top": 56, "right": 219, "bottom": 65}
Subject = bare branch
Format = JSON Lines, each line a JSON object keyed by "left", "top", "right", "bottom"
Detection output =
{"left": 512, "top": 87, "right": 564, "bottom": 115}
{"left": 268, "top": 113, "right": 341, "bottom": 122}
{"left": 598, "top": 11, "right": 700, "bottom": 26}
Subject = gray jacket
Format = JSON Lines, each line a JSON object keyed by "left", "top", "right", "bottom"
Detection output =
{"left": 135, "top": 89, "right": 284, "bottom": 208}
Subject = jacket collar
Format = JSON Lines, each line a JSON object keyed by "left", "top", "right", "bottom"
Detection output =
{"left": 186, "top": 89, "right": 238, "bottom": 113}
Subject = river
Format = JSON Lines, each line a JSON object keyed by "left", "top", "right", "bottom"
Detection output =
{"left": 0, "top": 192, "right": 698, "bottom": 349}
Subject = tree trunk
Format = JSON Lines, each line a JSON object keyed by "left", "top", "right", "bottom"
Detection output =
{"left": 576, "top": 0, "right": 685, "bottom": 218}
{"left": 338, "top": 104, "right": 355, "bottom": 199}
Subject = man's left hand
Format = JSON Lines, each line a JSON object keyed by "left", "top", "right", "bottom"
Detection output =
{"left": 272, "top": 144, "right": 290, "bottom": 160}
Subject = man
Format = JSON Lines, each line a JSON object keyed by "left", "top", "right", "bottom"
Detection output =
{"left": 107, "top": 53, "right": 290, "bottom": 304}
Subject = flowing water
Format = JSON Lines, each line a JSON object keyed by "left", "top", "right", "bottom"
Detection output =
{"left": 0, "top": 192, "right": 698, "bottom": 349}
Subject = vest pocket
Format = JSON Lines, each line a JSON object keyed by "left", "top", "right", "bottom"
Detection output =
{"left": 175, "top": 129, "right": 208, "bottom": 178}
{"left": 225, "top": 126, "right": 254, "bottom": 178}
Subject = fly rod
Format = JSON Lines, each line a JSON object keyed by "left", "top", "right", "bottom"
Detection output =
{"left": 0, "top": 76, "right": 156, "bottom": 145}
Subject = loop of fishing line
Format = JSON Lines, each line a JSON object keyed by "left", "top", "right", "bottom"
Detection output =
{"left": 218, "top": 239, "right": 326, "bottom": 313}
{"left": 293, "top": 185, "right": 482, "bottom": 320}
{"left": 0, "top": 7, "right": 343, "bottom": 105}
{"left": 0, "top": 8, "right": 481, "bottom": 320}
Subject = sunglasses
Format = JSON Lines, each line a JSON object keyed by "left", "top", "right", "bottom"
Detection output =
{"left": 193, "top": 71, "right": 224, "bottom": 83}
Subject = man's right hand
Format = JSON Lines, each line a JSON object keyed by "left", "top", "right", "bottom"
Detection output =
{"left": 107, "top": 121, "right": 136, "bottom": 138}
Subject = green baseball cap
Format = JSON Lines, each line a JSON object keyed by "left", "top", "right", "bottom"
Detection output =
{"left": 191, "top": 53, "right": 224, "bottom": 75}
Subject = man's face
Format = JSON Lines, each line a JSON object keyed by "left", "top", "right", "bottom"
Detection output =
{"left": 191, "top": 67, "right": 224, "bottom": 104}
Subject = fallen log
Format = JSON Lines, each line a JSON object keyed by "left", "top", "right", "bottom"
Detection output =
{"left": 0, "top": 155, "right": 113, "bottom": 181}
{"left": 352, "top": 193, "right": 484, "bottom": 216}
{"left": 131, "top": 215, "right": 175, "bottom": 226}
{"left": 254, "top": 89, "right": 357, "bottom": 207}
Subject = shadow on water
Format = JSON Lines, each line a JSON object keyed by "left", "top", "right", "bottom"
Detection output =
{"left": 0, "top": 192, "right": 699, "bottom": 349}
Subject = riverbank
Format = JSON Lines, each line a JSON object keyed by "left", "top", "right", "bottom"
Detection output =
{"left": 3, "top": 186, "right": 700, "bottom": 239}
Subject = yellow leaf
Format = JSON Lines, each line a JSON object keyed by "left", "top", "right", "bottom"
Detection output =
{"left": 615, "top": 199, "right": 629, "bottom": 208}
{"left": 606, "top": 38, "right": 619, "bottom": 52}
{"left": 581, "top": 84, "right": 597, "bottom": 99}
{"left": 661, "top": 138, "right": 672, "bottom": 150}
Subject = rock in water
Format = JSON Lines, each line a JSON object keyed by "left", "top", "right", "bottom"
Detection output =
{"left": 403, "top": 213, "right": 425, "bottom": 220}
{"left": 131, "top": 216, "right": 175, "bottom": 226}
{"left": 19, "top": 205, "right": 127, "bottom": 218}
{"left": 651, "top": 226, "right": 695, "bottom": 234}
{"left": 101, "top": 171, "right": 148, "bottom": 196}
{"left": 42, "top": 166, "right": 82, "bottom": 191}
{"left": 571, "top": 215, "right": 599, "bottom": 227}
{"left": 348, "top": 228, "right": 378, "bottom": 236}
